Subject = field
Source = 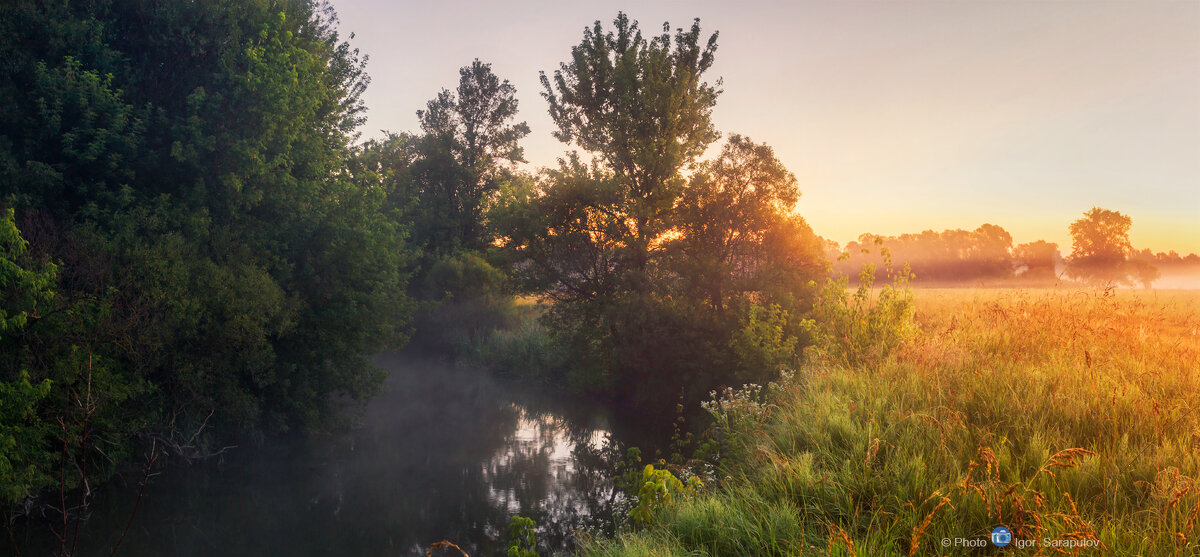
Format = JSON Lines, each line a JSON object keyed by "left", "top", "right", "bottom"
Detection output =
{"left": 583, "top": 288, "right": 1200, "bottom": 556}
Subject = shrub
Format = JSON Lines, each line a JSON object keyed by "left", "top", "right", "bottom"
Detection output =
{"left": 813, "top": 251, "right": 917, "bottom": 365}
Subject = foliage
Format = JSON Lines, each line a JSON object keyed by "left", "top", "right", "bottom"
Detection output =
{"left": 629, "top": 464, "right": 703, "bottom": 525}
{"left": 1128, "top": 257, "right": 1161, "bottom": 289}
{"left": 696, "top": 376, "right": 790, "bottom": 469}
{"left": 0, "top": 209, "right": 56, "bottom": 503}
{"left": 499, "top": 17, "right": 825, "bottom": 406}
{"left": 403, "top": 60, "right": 531, "bottom": 255}
{"left": 836, "top": 224, "right": 1016, "bottom": 283}
{"left": 1013, "top": 239, "right": 1062, "bottom": 280}
{"left": 0, "top": 371, "right": 52, "bottom": 504}
{"left": 0, "top": 0, "right": 415, "bottom": 510}
{"left": 505, "top": 515, "right": 540, "bottom": 557}
{"left": 469, "top": 305, "right": 566, "bottom": 383}
{"left": 814, "top": 247, "right": 917, "bottom": 366}
{"left": 1066, "top": 206, "right": 1158, "bottom": 287}
{"left": 527, "top": 10, "right": 722, "bottom": 303}
{"left": 728, "top": 304, "right": 805, "bottom": 381}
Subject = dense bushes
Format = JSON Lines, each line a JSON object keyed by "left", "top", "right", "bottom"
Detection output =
{"left": 1, "top": 0, "right": 414, "bottom": 506}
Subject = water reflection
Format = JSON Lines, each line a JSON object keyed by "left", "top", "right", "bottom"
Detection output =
{"left": 5, "top": 353, "right": 626, "bottom": 557}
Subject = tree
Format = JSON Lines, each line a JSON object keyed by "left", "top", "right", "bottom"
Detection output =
{"left": 503, "top": 13, "right": 725, "bottom": 401}
{"left": 410, "top": 60, "right": 530, "bottom": 253}
{"left": 1129, "top": 258, "right": 1160, "bottom": 289}
{"left": 0, "top": 209, "right": 56, "bottom": 505}
{"left": 836, "top": 225, "right": 1016, "bottom": 283}
{"left": 1014, "top": 240, "right": 1061, "bottom": 280}
{"left": 0, "top": 0, "right": 416, "bottom": 506}
{"left": 1066, "top": 207, "right": 1139, "bottom": 285}
{"left": 502, "top": 14, "right": 826, "bottom": 406}
{"left": 670, "top": 135, "right": 821, "bottom": 318}
{"left": 539, "top": 12, "right": 721, "bottom": 289}
{"left": 969, "top": 224, "right": 1014, "bottom": 278}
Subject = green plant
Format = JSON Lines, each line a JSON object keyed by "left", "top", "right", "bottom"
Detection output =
{"left": 729, "top": 303, "right": 807, "bottom": 382}
{"left": 813, "top": 245, "right": 917, "bottom": 365}
{"left": 629, "top": 464, "right": 704, "bottom": 525}
{"left": 505, "top": 515, "right": 539, "bottom": 557}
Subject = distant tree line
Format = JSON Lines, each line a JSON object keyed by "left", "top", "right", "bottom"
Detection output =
{"left": 833, "top": 208, "right": 1194, "bottom": 288}
{"left": 837, "top": 224, "right": 1024, "bottom": 282}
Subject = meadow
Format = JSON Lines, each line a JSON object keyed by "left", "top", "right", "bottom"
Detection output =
{"left": 582, "top": 288, "right": 1200, "bottom": 556}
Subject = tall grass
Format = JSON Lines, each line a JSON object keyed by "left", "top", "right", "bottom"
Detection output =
{"left": 455, "top": 299, "right": 569, "bottom": 383}
{"left": 584, "top": 288, "right": 1200, "bottom": 556}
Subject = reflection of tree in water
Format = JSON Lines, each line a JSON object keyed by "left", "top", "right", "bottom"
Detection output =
{"left": 7, "top": 356, "right": 630, "bottom": 557}
{"left": 480, "top": 405, "right": 624, "bottom": 553}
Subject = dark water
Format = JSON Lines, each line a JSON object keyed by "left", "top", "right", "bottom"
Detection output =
{"left": 7, "top": 354, "right": 632, "bottom": 557}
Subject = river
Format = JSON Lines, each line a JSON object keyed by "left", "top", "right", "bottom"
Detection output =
{"left": 6, "top": 353, "right": 637, "bottom": 557}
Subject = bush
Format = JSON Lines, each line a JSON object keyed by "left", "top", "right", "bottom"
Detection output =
{"left": 813, "top": 254, "right": 917, "bottom": 365}
{"left": 729, "top": 303, "right": 809, "bottom": 385}
{"left": 472, "top": 305, "right": 565, "bottom": 382}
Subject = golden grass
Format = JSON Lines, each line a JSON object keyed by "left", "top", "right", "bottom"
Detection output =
{"left": 585, "top": 287, "right": 1200, "bottom": 556}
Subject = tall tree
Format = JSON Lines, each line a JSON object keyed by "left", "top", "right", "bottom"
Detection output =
{"left": 1066, "top": 207, "right": 1140, "bottom": 285}
{"left": 539, "top": 12, "right": 721, "bottom": 289}
{"left": 670, "top": 135, "right": 821, "bottom": 317}
{"left": 411, "top": 60, "right": 530, "bottom": 253}
{"left": 503, "top": 14, "right": 825, "bottom": 405}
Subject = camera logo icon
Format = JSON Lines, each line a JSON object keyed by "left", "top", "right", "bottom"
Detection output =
{"left": 991, "top": 526, "right": 1012, "bottom": 547}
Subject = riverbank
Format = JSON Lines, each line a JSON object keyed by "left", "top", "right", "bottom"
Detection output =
{"left": 582, "top": 288, "right": 1200, "bottom": 556}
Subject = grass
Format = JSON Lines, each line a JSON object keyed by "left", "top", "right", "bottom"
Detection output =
{"left": 582, "top": 287, "right": 1200, "bottom": 556}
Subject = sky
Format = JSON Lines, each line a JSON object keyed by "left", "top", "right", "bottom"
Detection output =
{"left": 334, "top": 0, "right": 1200, "bottom": 255}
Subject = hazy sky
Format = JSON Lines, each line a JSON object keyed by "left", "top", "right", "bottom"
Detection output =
{"left": 334, "top": 1, "right": 1200, "bottom": 254}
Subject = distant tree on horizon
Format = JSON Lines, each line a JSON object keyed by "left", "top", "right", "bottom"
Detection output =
{"left": 1014, "top": 240, "right": 1061, "bottom": 280}
{"left": 1065, "top": 207, "right": 1155, "bottom": 287}
{"left": 837, "top": 224, "right": 1016, "bottom": 283}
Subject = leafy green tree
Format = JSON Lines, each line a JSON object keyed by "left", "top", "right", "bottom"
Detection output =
{"left": 0, "top": 0, "right": 416, "bottom": 508}
{"left": 408, "top": 60, "right": 531, "bottom": 254}
{"left": 670, "top": 135, "right": 824, "bottom": 317}
{"left": 359, "top": 62, "right": 530, "bottom": 353}
{"left": 539, "top": 12, "right": 721, "bottom": 289}
{"left": 501, "top": 14, "right": 826, "bottom": 406}
{"left": 0, "top": 209, "right": 55, "bottom": 504}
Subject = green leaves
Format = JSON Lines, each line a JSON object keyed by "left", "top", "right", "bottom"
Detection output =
{"left": 541, "top": 12, "right": 721, "bottom": 179}
{"left": 0, "top": 211, "right": 57, "bottom": 504}
{"left": 402, "top": 60, "right": 531, "bottom": 254}
{"left": 500, "top": 16, "right": 826, "bottom": 407}
{"left": 812, "top": 256, "right": 917, "bottom": 366}
{"left": 0, "top": 209, "right": 57, "bottom": 333}
{"left": 629, "top": 464, "right": 703, "bottom": 525}
{"left": 0, "top": 371, "right": 52, "bottom": 504}
{"left": 505, "top": 515, "right": 540, "bottom": 557}
{"left": 0, "top": 1, "right": 418, "bottom": 505}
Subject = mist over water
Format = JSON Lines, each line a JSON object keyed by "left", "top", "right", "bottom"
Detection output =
{"left": 6, "top": 354, "right": 627, "bottom": 557}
